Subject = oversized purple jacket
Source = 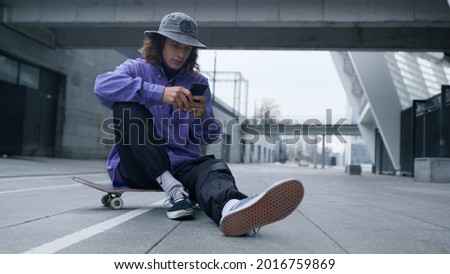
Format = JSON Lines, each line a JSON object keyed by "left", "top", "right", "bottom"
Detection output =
{"left": 94, "top": 58, "right": 221, "bottom": 186}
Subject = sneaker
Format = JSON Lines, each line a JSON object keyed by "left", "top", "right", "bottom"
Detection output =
{"left": 165, "top": 187, "right": 194, "bottom": 219}
{"left": 219, "top": 179, "right": 304, "bottom": 236}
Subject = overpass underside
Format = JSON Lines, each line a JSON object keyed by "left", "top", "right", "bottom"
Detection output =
{"left": 1, "top": 0, "right": 450, "bottom": 50}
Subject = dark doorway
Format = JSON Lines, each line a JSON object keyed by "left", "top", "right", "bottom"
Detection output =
{"left": 0, "top": 81, "right": 27, "bottom": 154}
{"left": 374, "top": 129, "right": 395, "bottom": 174}
{"left": 0, "top": 55, "right": 62, "bottom": 157}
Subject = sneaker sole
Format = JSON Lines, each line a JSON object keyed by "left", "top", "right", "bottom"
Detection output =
{"left": 167, "top": 208, "right": 194, "bottom": 220}
{"left": 220, "top": 179, "right": 304, "bottom": 237}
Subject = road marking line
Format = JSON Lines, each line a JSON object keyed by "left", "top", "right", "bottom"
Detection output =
{"left": 0, "top": 184, "right": 80, "bottom": 194}
{"left": 0, "top": 174, "right": 105, "bottom": 181}
{"left": 23, "top": 199, "right": 165, "bottom": 254}
{"left": 0, "top": 180, "right": 111, "bottom": 194}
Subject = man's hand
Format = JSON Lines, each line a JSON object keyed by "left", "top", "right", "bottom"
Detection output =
{"left": 162, "top": 86, "right": 193, "bottom": 112}
{"left": 189, "top": 95, "right": 206, "bottom": 118}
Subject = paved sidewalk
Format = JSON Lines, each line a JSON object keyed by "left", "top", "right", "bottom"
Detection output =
{"left": 1, "top": 156, "right": 450, "bottom": 254}
{"left": 0, "top": 156, "right": 106, "bottom": 177}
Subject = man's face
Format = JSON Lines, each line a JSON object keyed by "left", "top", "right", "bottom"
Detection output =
{"left": 162, "top": 38, "right": 193, "bottom": 70}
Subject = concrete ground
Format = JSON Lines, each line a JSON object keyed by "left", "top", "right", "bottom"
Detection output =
{"left": 1, "top": 156, "right": 450, "bottom": 254}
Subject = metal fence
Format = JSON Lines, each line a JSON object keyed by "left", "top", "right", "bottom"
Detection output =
{"left": 400, "top": 85, "right": 450, "bottom": 176}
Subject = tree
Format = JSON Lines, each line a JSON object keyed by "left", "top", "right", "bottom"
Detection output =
{"left": 254, "top": 97, "right": 281, "bottom": 124}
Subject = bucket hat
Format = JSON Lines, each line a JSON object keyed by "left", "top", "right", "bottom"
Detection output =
{"left": 144, "top": 12, "right": 207, "bottom": 49}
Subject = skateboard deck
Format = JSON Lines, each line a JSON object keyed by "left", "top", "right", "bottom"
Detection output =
{"left": 70, "top": 175, "right": 162, "bottom": 209}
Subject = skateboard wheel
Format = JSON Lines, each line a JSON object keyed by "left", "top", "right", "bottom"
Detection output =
{"left": 101, "top": 195, "right": 111, "bottom": 207}
{"left": 110, "top": 197, "right": 123, "bottom": 210}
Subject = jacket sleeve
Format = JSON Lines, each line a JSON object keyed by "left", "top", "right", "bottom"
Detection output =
{"left": 93, "top": 59, "right": 164, "bottom": 109}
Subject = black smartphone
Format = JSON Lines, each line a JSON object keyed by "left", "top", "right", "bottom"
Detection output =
{"left": 190, "top": 82, "right": 208, "bottom": 96}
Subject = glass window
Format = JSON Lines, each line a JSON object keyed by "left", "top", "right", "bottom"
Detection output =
{"left": 444, "top": 66, "right": 450, "bottom": 85}
{"left": 417, "top": 57, "right": 441, "bottom": 96}
{"left": 0, "top": 55, "right": 19, "bottom": 83}
{"left": 19, "top": 63, "right": 40, "bottom": 90}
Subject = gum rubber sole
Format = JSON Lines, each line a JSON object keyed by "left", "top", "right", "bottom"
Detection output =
{"left": 219, "top": 179, "right": 304, "bottom": 237}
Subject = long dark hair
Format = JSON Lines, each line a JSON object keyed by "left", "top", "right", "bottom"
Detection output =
{"left": 141, "top": 34, "right": 200, "bottom": 76}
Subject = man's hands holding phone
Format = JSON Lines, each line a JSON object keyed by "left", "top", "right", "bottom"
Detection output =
{"left": 162, "top": 83, "right": 208, "bottom": 118}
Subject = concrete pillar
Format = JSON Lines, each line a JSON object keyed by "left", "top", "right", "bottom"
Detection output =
{"left": 349, "top": 52, "right": 403, "bottom": 171}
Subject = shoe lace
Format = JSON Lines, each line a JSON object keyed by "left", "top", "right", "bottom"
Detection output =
{"left": 164, "top": 187, "right": 189, "bottom": 206}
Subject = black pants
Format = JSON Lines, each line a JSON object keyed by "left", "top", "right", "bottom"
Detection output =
{"left": 113, "top": 102, "right": 247, "bottom": 224}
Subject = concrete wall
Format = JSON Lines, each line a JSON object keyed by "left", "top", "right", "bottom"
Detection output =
{"left": 0, "top": 25, "right": 126, "bottom": 159}
{"left": 61, "top": 50, "right": 126, "bottom": 158}
{"left": 205, "top": 98, "right": 242, "bottom": 163}
{"left": 242, "top": 132, "right": 278, "bottom": 164}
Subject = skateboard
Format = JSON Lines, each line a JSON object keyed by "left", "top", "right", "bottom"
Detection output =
{"left": 70, "top": 176, "right": 162, "bottom": 210}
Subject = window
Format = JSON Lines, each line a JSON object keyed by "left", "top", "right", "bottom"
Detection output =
{"left": 0, "top": 55, "right": 19, "bottom": 83}
{"left": 0, "top": 54, "right": 41, "bottom": 90}
{"left": 444, "top": 66, "right": 450, "bottom": 85}
{"left": 19, "top": 63, "right": 40, "bottom": 90}
{"left": 417, "top": 57, "right": 441, "bottom": 96}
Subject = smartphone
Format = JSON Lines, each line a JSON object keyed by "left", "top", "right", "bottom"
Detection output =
{"left": 190, "top": 82, "right": 208, "bottom": 96}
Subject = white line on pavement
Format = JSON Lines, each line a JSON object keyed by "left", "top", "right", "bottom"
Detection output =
{"left": 0, "top": 184, "right": 80, "bottom": 194}
{"left": 23, "top": 199, "right": 165, "bottom": 254}
{"left": 0, "top": 180, "right": 111, "bottom": 194}
{"left": 0, "top": 174, "right": 105, "bottom": 181}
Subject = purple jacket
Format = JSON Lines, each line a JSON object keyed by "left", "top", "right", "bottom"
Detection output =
{"left": 94, "top": 58, "right": 221, "bottom": 186}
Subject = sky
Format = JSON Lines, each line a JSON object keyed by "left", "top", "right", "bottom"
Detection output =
{"left": 197, "top": 50, "right": 348, "bottom": 122}
{"left": 197, "top": 50, "right": 350, "bottom": 153}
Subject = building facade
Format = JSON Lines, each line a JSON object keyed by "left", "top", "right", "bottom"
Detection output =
{"left": 331, "top": 51, "right": 450, "bottom": 175}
